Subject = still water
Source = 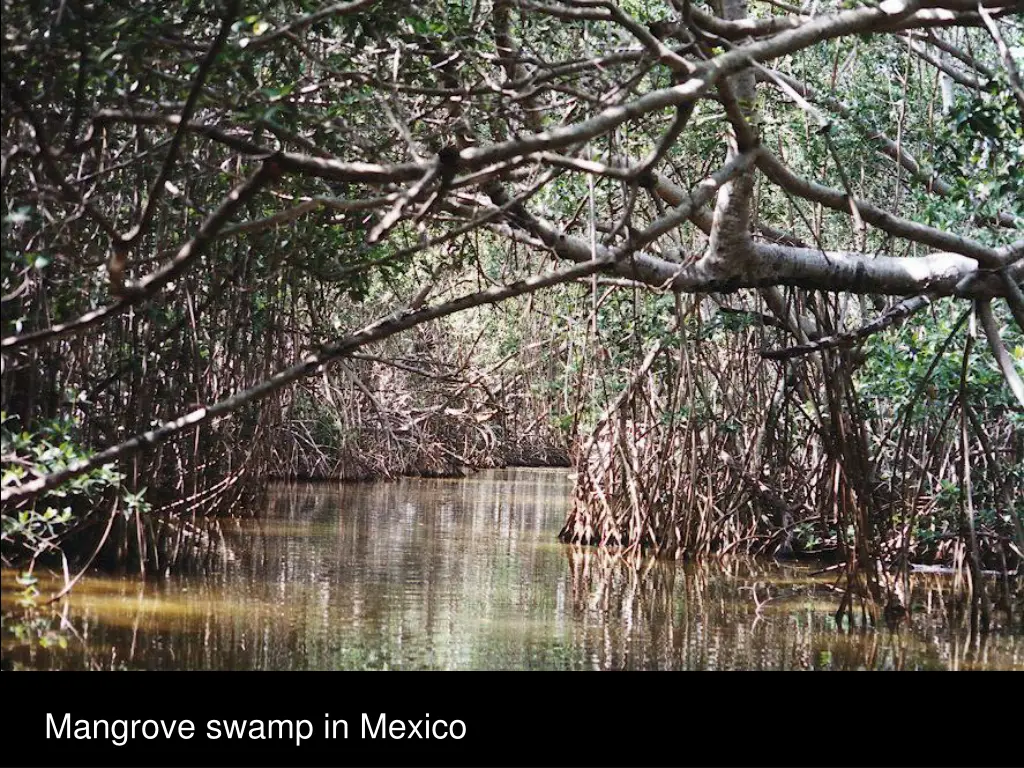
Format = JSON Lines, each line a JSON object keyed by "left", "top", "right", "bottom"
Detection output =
{"left": 2, "top": 468, "right": 1021, "bottom": 670}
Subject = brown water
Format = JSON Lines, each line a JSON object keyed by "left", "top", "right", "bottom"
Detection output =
{"left": 2, "top": 468, "right": 1021, "bottom": 670}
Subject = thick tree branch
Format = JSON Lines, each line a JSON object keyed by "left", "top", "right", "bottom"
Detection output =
{"left": 488, "top": 175, "right": 1019, "bottom": 299}
{"left": 758, "top": 151, "right": 1006, "bottom": 266}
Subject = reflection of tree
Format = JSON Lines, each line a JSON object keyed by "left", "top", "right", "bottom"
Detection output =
{"left": 563, "top": 546, "right": 1021, "bottom": 670}
{"left": 4, "top": 471, "right": 1020, "bottom": 670}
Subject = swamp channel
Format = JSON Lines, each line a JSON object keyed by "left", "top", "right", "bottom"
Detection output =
{"left": 2, "top": 468, "right": 1021, "bottom": 670}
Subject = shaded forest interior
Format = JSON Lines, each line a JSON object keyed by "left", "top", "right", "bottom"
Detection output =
{"left": 2, "top": 0, "right": 1022, "bottom": 632}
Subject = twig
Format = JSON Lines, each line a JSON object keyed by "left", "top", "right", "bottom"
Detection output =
{"left": 762, "top": 293, "right": 936, "bottom": 360}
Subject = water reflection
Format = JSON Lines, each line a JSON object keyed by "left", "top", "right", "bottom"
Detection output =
{"left": 2, "top": 469, "right": 1021, "bottom": 670}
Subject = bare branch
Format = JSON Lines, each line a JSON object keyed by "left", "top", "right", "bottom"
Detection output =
{"left": 977, "top": 298, "right": 1024, "bottom": 407}
{"left": 122, "top": 0, "right": 241, "bottom": 246}
{"left": 762, "top": 293, "right": 937, "bottom": 360}
{"left": 977, "top": 3, "right": 1024, "bottom": 122}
